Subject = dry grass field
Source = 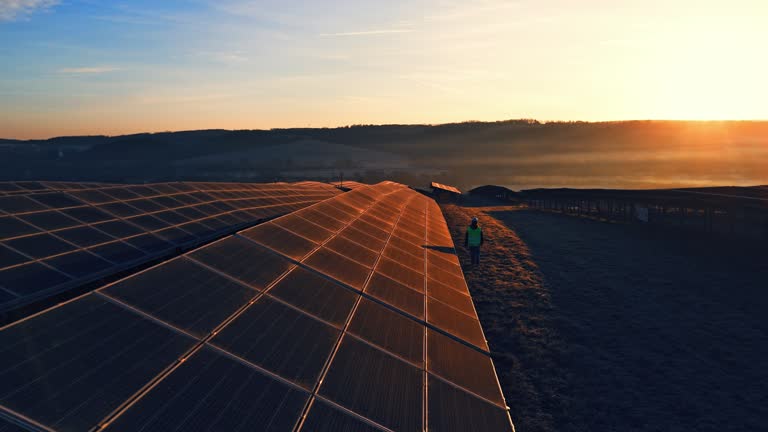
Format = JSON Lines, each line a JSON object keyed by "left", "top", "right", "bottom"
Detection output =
{"left": 441, "top": 202, "right": 768, "bottom": 432}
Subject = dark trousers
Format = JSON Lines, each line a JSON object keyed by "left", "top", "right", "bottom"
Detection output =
{"left": 469, "top": 246, "right": 480, "bottom": 265}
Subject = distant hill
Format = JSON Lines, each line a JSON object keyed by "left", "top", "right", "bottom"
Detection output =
{"left": 2, "top": 120, "right": 767, "bottom": 189}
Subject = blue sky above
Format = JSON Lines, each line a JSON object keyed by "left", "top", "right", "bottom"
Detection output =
{"left": 1, "top": 0, "right": 767, "bottom": 138}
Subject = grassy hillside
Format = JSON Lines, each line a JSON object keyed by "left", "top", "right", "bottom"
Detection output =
{"left": 2, "top": 120, "right": 766, "bottom": 188}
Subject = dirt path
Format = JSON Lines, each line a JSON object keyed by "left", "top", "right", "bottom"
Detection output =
{"left": 441, "top": 203, "right": 768, "bottom": 432}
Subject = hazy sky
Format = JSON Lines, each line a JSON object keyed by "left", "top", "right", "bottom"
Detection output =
{"left": 1, "top": 0, "right": 767, "bottom": 139}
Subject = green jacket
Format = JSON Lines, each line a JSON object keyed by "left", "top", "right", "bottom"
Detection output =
{"left": 465, "top": 225, "right": 484, "bottom": 247}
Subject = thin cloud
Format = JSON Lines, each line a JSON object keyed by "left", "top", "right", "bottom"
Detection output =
{"left": 0, "top": 0, "right": 58, "bottom": 21}
{"left": 319, "top": 29, "right": 414, "bottom": 37}
{"left": 58, "top": 67, "right": 121, "bottom": 74}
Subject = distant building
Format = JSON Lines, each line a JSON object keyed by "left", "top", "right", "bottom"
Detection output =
{"left": 430, "top": 182, "right": 461, "bottom": 202}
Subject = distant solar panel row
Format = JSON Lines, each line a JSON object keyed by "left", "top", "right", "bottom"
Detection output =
{"left": 0, "top": 182, "right": 513, "bottom": 431}
{"left": 0, "top": 181, "right": 113, "bottom": 196}
{"left": 0, "top": 181, "right": 340, "bottom": 315}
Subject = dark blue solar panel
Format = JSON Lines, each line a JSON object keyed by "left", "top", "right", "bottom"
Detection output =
{"left": 211, "top": 296, "right": 340, "bottom": 388}
{"left": 0, "top": 262, "right": 71, "bottom": 297}
{"left": 0, "top": 217, "right": 39, "bottom": 241}
{"left": 103, "top": 258, "right": 256, "bottom": 337}
{"left": 102, "top": 347, "right": 309, "bottom": 432}
{"left": 0, "top": 295, "right": 196, "bottom": 432}
{"left": 43, "top": 251, "right": 114, "bottom": 278}
{"left": 4, "top": 233, "right": 76, "bottom": 259}
{"left": 89, "top": 241, "right": 146, "bottom": 264}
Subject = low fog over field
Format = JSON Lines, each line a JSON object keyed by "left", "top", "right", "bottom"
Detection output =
{"left": 2, "top": 120, "right": 766, "bottom": 189}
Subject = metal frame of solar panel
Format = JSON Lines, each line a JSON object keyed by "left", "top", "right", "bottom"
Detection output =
{"left": 0, "top": 181, "right": 514, "bottom": 432}
{"left": 0, "top": 181, "right": 340, "bottom": 317}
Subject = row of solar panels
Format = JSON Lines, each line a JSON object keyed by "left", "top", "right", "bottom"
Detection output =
{"left": 0, "top": 181, "right": 340, "bottom": 316}
{"left": 0, "top": 181, "right": 513, "bottom": 431}
{"left": 0, "top": 181, "right": 113, "bottom": 196}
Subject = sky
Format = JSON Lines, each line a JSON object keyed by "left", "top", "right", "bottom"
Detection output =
{"left": 1, "top": 0, "right": 767, "bottom": 139}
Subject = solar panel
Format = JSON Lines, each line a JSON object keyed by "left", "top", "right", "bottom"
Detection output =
{"left": 188, "top": 237, "right": 293, "bottom": 290}
{"left": 268, "top": 267, "right": 357, "bottom": 327}
{"left": 427, "top": 375, "right": 512, "bottom": 432}
{"left": 301, "top": 399, "right": 385, "bottom": 432}
{"left": 102, "top": 346, "right": 309, "bottom": 432}
{"left": 0, "top": 217, "right": 38, "bottom": 240}
{"left": 210, "top": 296, "right": 340, "bottom": 389}
{"left": 427, "top": 329, "right": 505, "bottom": 405}
{"left": 319, "top": 336, "right": 423, "bottom": 432}
{"left": 348, "top": 299, "right": 424, "bottom": 366}
{"left": 376, "top": 257, "right": 425, "bottom": 293}
{"left": 0, "top": 245, "right": 27, "bottom": 269}
{"left": 54, "top": 226, "right": 115, "bottom": 247}
{"left": 324, "top": 236, "right": 379, "bottom": 268}
{"left": 427, "top": 297, "right": 488, "bottom": 350}
{"left": 304, "top": 248, "right": 371, "bottom": 290}
{"left": 240, "top": 224, "right": 318, "bottom": 261}
{"left": 43, "top": 250, "right": 114, "bottom": 278}
{"left": 0, "top": 262, "right": 71, "bottom": 297}
{"left": 0, "top": 181, "right": 514, "bottom": 431}
{"left": 3, "top": 233, "right": 76, "bottom": 259}
{"left": 102, "top": 257, "right": 257, "bottom": 337}
{"left": 365, "top": 272, "right": 425, "bottom": 319}
{"left": 0, "top": 295, "right": 196, "bottom": 432}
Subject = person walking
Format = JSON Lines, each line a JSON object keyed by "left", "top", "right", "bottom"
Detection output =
{"left": 464, "top": 216, "right": 484, "bottom": 265}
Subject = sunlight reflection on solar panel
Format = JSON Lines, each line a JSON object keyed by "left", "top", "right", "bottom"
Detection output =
{"left": 427, "top": 297, "right": 488, "bottom": 350}
{"left": 241, "top": 223, "right": 318, "bottom": 261}
{"left": 319, "top": 336, "right": 423, "bottom": 432}
{"left": 304, "top": 248, "right": 371, "bottom": 290}
{"left": 267, "top": 267, "right": 357, "bottom": 327}
{"left": 324, "top": 236, "right": 379, "bottom": 268}
{"left": 365, "top": 272, "right": 425, "bottom": 319}
{"left": 211, "top": 296, "right": 340, "bottom": 389}
{"left": 348, "top": 299, "right": 424, "bottom": 366}
{"left": 427, "top": 329, "right": 505, "bottom": 406}
{"left": 376, "top": 257, "right": 425, "bottom": 293}
{"left": 428, "top": 375, "right": 512, "bottom": 432}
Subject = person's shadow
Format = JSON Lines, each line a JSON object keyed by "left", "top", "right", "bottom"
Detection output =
{"left": 422, "top": 245, "right": 457, "bottom": 254}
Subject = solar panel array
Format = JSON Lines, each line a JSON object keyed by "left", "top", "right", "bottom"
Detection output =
{"left": 0, "top": 181, "right": 113, "bottom": 196}
{"left": 0, "top": 181, "right": 514, "bottom": 432}
{"left": 0, "top": 182, "right": 340, "bottom": 315}
{"left": 431, "top": 182, "right": 462, "bottom": 195}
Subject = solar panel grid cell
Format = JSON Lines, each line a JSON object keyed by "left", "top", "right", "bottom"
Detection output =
{"left": 0, "top": 295, "right": 197, "bottom": 432}
{"left": 302, "top": 400, "right": 385, "bottom": 432}
{"left": 365, "top": 272, "right": 425, "bottom": 319}
{"left": 26, "top": 192, "right": 84, "bottom": 209}
{"left": 348, "top": 299, "right": 424, "bottom": 366}
{"left": 427, "top": 298, "right": 488, "bottom": 350}
{"left": 304, "top": 248, "right": 371, "bottom": 290}
{"left": 43, "top": 250, "right": 114, "bottom": 278}
{"left": 319, "top": 336, "right": 423, "bottom": 432}
{"left": 4, "top": 233, "right": 77, "bottom": 259}
{"left": 267, "top": 267, "right": 357, "bottom": 327}
{"left": 0, "top": 196, "right": 48, "bottom": 215}
{"left": 88, "top": 241, "right": 146, "bottom": 264}
{"left": 240, "top": 224, "right": 318, "bottom": 261}
{"left": 323, "top": 236, "right": 379, "bottom": 268}
{"left": 427, "top": 329, "right": 505, "bottom": 406}
{"left": 0, "top": 262, "right": 71, "bottom": 297}
{"left": 102, "top": 257, "right": 257, "bottom": 337}
{"left": 60, "top": 205, "right": 115, "bottom": 224}
{"left": 0, "top": 216, "right": 39, "bottom": 241}
{"left": 211, "top": 296, "right": 340, "bottom": 389}
{"left": 102, "top": 346, "right": 310, "bottom": 432}
{"left": 0, "top": 244, "right": 28, "bottom": 269}
{"left": 427, "top": 375, "right": 512, "bottom": 432}
{"left": 18, "top": 210, "right": 82, "bottom": 231}
{"left": 188, "top": 237, "right": 293, "bottom": 290}
{"left": 427, "top": 278, "right": 475, "bottom": 317}
{"left": 382, "top": 245, "right": 425, "bottom": 273}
